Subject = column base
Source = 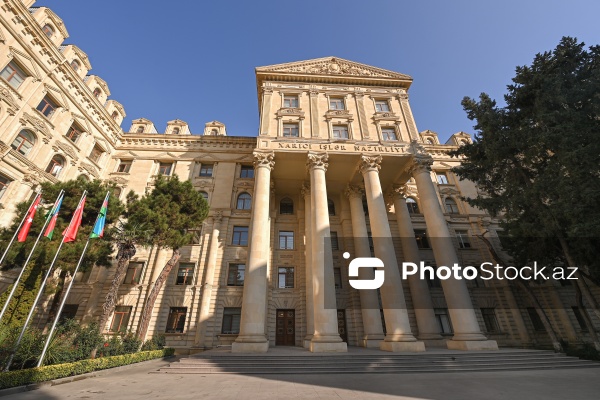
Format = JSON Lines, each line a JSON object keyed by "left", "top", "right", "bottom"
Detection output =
{"left": 309, "top": 341, "right": 348, "bottom": 353}
{"left": 418, "top": 333, "right": 444, "bottom": 341}
{"left": 232, "top": 340, "right": 269, "bottom": 353}
{"left": 422, "top": 338, "right": 447, "bottom": 348}
{"left": 362, "top": 339, "right": 384, "bottom": 348}
{"left": 380, "top": 341, "right": 426, "bottom": 352}
{"left": 447, "top": 339, "right": 498, "bottom": 351}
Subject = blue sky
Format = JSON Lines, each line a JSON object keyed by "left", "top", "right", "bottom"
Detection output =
{"left": 37, "top": 0, "right": 600, "bottom": 142}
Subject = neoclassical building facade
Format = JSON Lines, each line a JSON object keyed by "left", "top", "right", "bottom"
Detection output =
{"left": 0, "top": 0, "right": 596, "bottom": 353}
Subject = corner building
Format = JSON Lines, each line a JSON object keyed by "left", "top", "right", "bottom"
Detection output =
{"left": 1, "top": 0, "right": 597, "bottom": 354}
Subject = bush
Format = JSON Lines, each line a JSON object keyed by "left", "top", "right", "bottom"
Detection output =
{"left": 0, "top": 348, "right": 175, "bottom": 390}
{"left": 141, "top": 334, "right": 166, "bottom": 351}
{"left": 564, "top": 342, "right": 600, "bottom": 361}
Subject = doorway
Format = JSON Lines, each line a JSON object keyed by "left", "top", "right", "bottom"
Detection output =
{"left": 276, "top": 309, "right": 295, "bottom": 346}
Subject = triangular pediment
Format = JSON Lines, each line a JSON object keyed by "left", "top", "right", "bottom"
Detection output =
{"left": 256, "top": 57, "right": 412, "bottom": 80}
{"left": 132, "top": 118, "right": 153, "bottom": 124}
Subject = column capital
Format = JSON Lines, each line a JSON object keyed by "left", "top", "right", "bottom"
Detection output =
{"left": 300, "top": 182, "right": 311, "bottom": 198}
{"left": 253, "top": 151, "right": 275, "bottom": 170}
{"left": 391, "top": 184, "right": 418, "bottom": 200}
{"left": 408, "top": 154, "right": 434, "bottom": 176}
{"left": 344, "top": 184, "right": 364, "bottom": 199}
{"left": 22, "top": 174, "right": 39, "bottom": 187}
{"left": 358, "top": 154, "right": 382, "bottom": 175}
{"left": 306, "top": 152, "right": 328, "bottom": 172}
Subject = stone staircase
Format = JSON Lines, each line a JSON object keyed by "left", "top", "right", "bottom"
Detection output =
{"left": 154, "top": 348, "right": 600, "bottom": 375}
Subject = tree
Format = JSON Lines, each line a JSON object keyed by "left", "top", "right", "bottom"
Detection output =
{"left": 451, "top": 37, "right": 600, "bottom": 348}
{"left": 127, "top": 175, "right": 208, "bottom": 342}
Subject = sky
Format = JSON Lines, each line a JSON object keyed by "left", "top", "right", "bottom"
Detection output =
{"left": 37, "top": 0, "right": 600, "bottom": 142}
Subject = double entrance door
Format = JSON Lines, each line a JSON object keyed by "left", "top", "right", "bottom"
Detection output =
{"left": 275, "top": 309, "right": 348, "bottom": 346}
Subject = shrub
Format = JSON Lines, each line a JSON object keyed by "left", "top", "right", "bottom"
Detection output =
{"left": 141, "top": 334, "right": 166, "bottom": 351}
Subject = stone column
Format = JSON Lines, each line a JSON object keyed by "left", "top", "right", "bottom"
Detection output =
{"left": 391, "top": 185, "right": 443, "bottom": 342}
{"left": 359, "top": 155, "right": 425, "bottom": 352}
{"left": 232, "top": 151, "right": 274, "bottom": 353}
{"left": 344, "top": 185, "right": 385, "bottom": 347}
{"left": 301, "top": 183, "right": 315, "bottom": 348}
{"left": 195, "top": 212, "right": 222, "bottom": 348}
{"left": 410, "top": 154, "right": 498, "bottom": 350}
{"left": 307, "top": 152, "right": 347, "bottom": 353}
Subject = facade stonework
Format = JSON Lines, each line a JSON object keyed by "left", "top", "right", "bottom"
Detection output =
{"left": 1, "top": 0, "right": 598, "bottom": 354}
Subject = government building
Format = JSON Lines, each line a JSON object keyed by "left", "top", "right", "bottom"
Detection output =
{"left": 0, "top": 0, "right": 596, "bottom": 354}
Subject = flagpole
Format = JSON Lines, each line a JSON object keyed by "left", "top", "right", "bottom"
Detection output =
{"left": 0, "top": 192, "right": 42, "bottom": 266}
{"left": 3, "top": 191, "right": 86, "bottom": 372}
{"left": 0, "top": 190, "right": 64, "bottom": 324}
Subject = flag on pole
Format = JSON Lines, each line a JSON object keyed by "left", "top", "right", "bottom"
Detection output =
{"left": 90, "top": 192, "right": 109, "bottom": 239}
{"left": 63, "top": 195, "right": 86, "bottom": 243}
{"left": 43, "top": 193, "right": 64, "bottom": 240}
{"left": 17, "top": 193, "right": 42, "bottom": 242}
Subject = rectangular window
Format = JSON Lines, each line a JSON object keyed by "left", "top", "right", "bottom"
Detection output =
{"left": 330, "top": 231, "right": 339, "bottom": 251}
{"left": 481, "top": 308, "right": 500, "bottom": 332}
{"left": 65, "top": 125, "right": 82, "bottom": 143}
{"left": 158, "top": 162, "right": 173, "bottom": 176}
{"left": 124, "top": 261, "right": 144, "bottom": 284}
{"left": 283, "top": 95, "right": 298, "bottom": 108}
{"left": 436, "top": 173, "right": 449, "bottom": 185}
{"left": 426, "top": 262, "right": 442, "bottom": 288}
{"left": 221, "top": 307, "right": 241, "bottom": 334}
{"left": 332, "top": 125, "right": 349, "bottom": 139}
{"left": 278, "top": 267, "right": 294, "bottom": 289}
{"left": 456, "top": 230, "right": 472, "bottom": 249}
{"left": 232, "top": 226, "right": 249, "bottom": 246}
{"left": 165, "top": 307, "right": 187, "bottom": 333}
{"left": 89, "top": 145, "right": 104, "bottom": 163}
{"left": 329, "top": 97, "right": 345, "bottom": 110}
{"left": 434, "top": 308, "right": 453, "bottom": 333}
{"left": 0, "top": 61, "right": 27, "bottom": 89}
{"left": 227, "top": 264, "right": 245, "bottom": 286}
{"left": 176, "top": 263, "right": 194, "bottom": 285}
{"left": 199, "top": 163, "right": 213, "bottom": 177}
{"left": 58, "top": 304, "right": 78, "bottom": 324}
{"left": 279, "top": 231, "right": 294, "bottom": 250}
{"left": 334, "top": 267, "right": 342, "bottom": 289}
{"left": 572, "top": 306, "right": 589, "bottom": 332}
{"left": 414, "top": 229, "right": 430, "bottom": 249}
{"left": 240, "top": 165, "right": 254, "bottom": 178}
{"left": 282, "top": 123, "right": 299, "bottom": 137}
{"left": 0, "top": 174, "right": 11, "bottom": 200}
{"left": 110, "top": 306, "right": 132, "bottom": 332}
{"left": 375, "top": 100, "right": 390, "bottom": 112}
{"left": 381, "top": 127, "right": 397, "bottom": 141}
{"left": 37, "top": 96, "right": 57, "bottom": 118}
{"left": 117, "top": 160, "right": 132, "bottom": 173}
{"left": 527, "top": 308, "right": 545, "bottom": 332}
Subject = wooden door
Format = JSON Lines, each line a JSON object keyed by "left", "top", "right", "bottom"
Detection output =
{"left": 276, "top": 309, "right": 295, "bottom": 346}
{"left": 337, "top": 309, "right": 348, "bottom": 343}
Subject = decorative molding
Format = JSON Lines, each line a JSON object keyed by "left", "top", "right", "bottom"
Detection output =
{"left": 0, "top": 84, "right": 18, "bottom": 115}
{"left": 324, "top": 109, "right": 353, "bottom": 121}
{"left": 391, "top": 184, "right": 418, "bottom": 199}
{"left": 53, "top": 140, "right": 78, "bottom": 161}
{"left": 306, "top": 152, "right": 328, "bottom": 172}
{"left": 79, "top": 161, "right": 99, "bottom": 178}
{"left": 19, "top": 112, "right": 51, "bottom": 140}
{"left": 358, "top": 154, "right": 382, "bottom": 175}
{"left": 276, "top": 107, "right": 305, "bottom": 119}
{"left": 439, "top": 187, "right": 460, "bottom": 196}
{"left": 252, "top": 151, "right": 275, "bottom": 170}
{"left": 372, "top": 111, "right": 400, "bottom": 122}
{"left": 300, "top": 182, "right": 310, "bottom": 198}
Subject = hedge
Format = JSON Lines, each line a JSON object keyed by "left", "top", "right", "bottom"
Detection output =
{"left": 0, "top": 348, "right": 175, "bottom": 390}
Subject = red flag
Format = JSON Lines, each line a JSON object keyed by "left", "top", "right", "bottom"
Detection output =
{"left": 62, "top": 195, "right": 86, "bottom": 243}
{"left": 17, "top": 194, "right": 42, "bottom": 242}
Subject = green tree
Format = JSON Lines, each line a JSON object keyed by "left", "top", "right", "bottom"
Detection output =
{"left": 451, "top": 37, "right": 600, "bottom": 348}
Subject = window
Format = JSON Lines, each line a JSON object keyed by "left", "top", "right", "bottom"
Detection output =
{"left": 426, "top": 262, "right": 442, "bottom": 288}
{"left": 89, "top": 145, "right": 104, "bottom": 163}
{"left": 406, "top": 198, "right": 419, "bottom": 214}
{"left": 45, "top": 155, "right": 65, "bottom": 177}
{"left": 110, "top": 306, "right": 132, "bottom": 332}
{"left": 176, "top": 263, "right": 194, "bottom": 285}
{"left": 375, "top": 100, "right": 390, "bottom": 112}
{"left": 11, "top": 130, "right": 36, "bottom": 156}
{"left": 124, "top": 262, "right": 144, "bottom": 284}
{"left": 415, "top": 229, "right": 430, "bottom": 249}
{"left": 111, "top": 111, "right": 119, "bottom": 120}
{"left": 227, "top": 264, "right": 245, "bottom": 286}
{"left": 436, "top": 173, "right": 449, "bottom": 184}
{"left": 58, "top": 304, "right": 78, "bottom": 324}
{"left": 236, "top": 193, "right": 252, "bottom": 210}
{"left": 65, "top": 125, "right": 82, "bottom": 143}
{"left": 221, "top": 308, "right": 241, "bottom": 334}
{"left": 232, "top": 226, "right": 249, "bottom": 246}
{"left": 112, "top": 187, "right": 122, "bottom": 199}
{"left": 278, "top": 267, "right": 295, "bottom": 289}
{"left": 283, "top": 95, "right": 298, "bottom": 108}
{"left": 282, "top": 123, "right": 299, "bottom": 137}
{"left": 381, "top": 127, "right": 397, "bottom": 141}
{"left": 172, "top": 127, "right": 180, "bottom": 135}
{"left": 0, "top": 174, "right": 11, "bottom": 200}
{"left": 210, "top": 129, "right": 218, "bottom": 135}
{"left": 426, "top": 138, "right": 435, "bottom": 145}
{"left": 165, "top": 307, "right": 187, "bottom": 333}
{"left": 280, "top": 198, "right": 294, "bottom": 215}
{"left": 330, "top": 231, "right": 339, "bottom": 251}
{"left": 434, "top": 308, "right": 453, "bottom": 333}
{"left": 93, "top": 88, "right": 101, "bottom": 98}
{"left": 527, "top": 308, "right": 545, "bottom": 332}
{"left": 329, "top": 97, "right": 345, "bottom": 110}
{"left": 332, "top": 125, "right": 349, "bottom": 139}
{"left": 334, "top": 267, "right": 342, "bottom": 289}
{"left": 70, "top": 59, "right": 80, "bottom": 72}
{"left": 1, "top": 61, "right": 27, "bottom": 89}
{"left": 444, "top": 198, "right": 460, "bottom": 214}
{"left": 158, "top": 162, "right": 173, "bottom": 175}
{"left": 362, "top": 196, "right": 369, "bottom": 216}
{"left": 117, "top": 160, "right": 132, "bottom": 173}
{"left": 199, "top": 191, "right": 209, "bottom": 201}
{"left": 456, "top": 230, "right": 471, "bottom": 249}
{"left": 328, "top": 199, "right": 336, "bottom": 216}
{"left": 572, "top": 306, "right": 589, "bottom": 332}
{"left": 37, "top": 96, "right": 57, "bottom": 118}
{"left": 481, "top": 308, "right": 500, "bottom": 332}
{"left": 279, "top": 231, "right": 294, "bottom": 250}
{"left": 240, "top": 165, "right": 254, "bottom": 178}
{"left": 42, "top": 24, "right": 54, "bottom": 38}
{"left": 199, "top": 163, "right": 213, "bottom": 177}
{"left": 136, "top": 126, "right": 144, "bottom": 133}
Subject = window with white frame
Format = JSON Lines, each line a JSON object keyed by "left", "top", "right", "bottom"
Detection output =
{"left": 455, "top": 230, "right": 471, "bottom": 248}
{"left": 375, "top": 99, "right": 390, "bottom": 112}
{"left": 283, "top": 94, "right": 298, "bottom": 108}
{"left": 278, "top": 267, "right": 295, "bottom": 289}
{"left": 282, "top": 123, "right": 299, "bottom": 137}
{"left": 279, "top": 231, "right": 294, "bottom": 250}
{"left": 436, "top": 172, "right": 449, "bottom": 184}
{"left": 176, "top": 263, "right": 195, "bottom": 285}
{"left": 329, "top": 97, "right": 345, "bottom": 110}
{"left": 381, "top": 127, "right": 397, "bottom": 141}
{"left": 332, "top": 125, "right": 349, "bottom": 139}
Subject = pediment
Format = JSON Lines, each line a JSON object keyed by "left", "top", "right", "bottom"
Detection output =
{"left": 205, "top": 120, "right": 225, "bottom": 127}
{"left": 132, "top": 117, "right": 153, "bottom": 124}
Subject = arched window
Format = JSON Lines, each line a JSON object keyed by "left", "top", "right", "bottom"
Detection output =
{"left": 406, "top": 197, "right": 419, "bottom": 214}
{"left": 11, "top": 130, "right": 36, "bottom": 156}
{"left": 328, "top": 199, "right": 336, "bottom": 216}
{"left": 172, "top": 127, "right": 180, "bottom": 135}
{"left": 236, "top": 193, "right": 252, "bottom": 210}
{"left": 111, "top": 111, "right": 119, "bottom": 121}
{"left": 93, "top": 88, "right": 101, "bottom": 98}
{"left": 211, "top": 129, "right": 218, "bottom": 135}
{"left": 136, "top": 126, "right": 144, "bottom": 133}
{"left": 45, "top": 155, "right": 65, "bottom": 177}
{"left": 280, "top": 198, "right": 294, "bottom": 215}
{"left": 426, "top": 138, "right": 434, "bottom": 145}
{"left": 42, "top": 24, "right": 54, "bottom": 38}
{"left": 70, "top": 59, "right": 80, "bottom": 72}
{"left": 199, "top": 191, "right": 209, "bottom": 201}
{"left": 460, "top": 139, "right": 469, "bottom": 146}
{"left": 444, "top": 198, "right": 460, "bottom": 214}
